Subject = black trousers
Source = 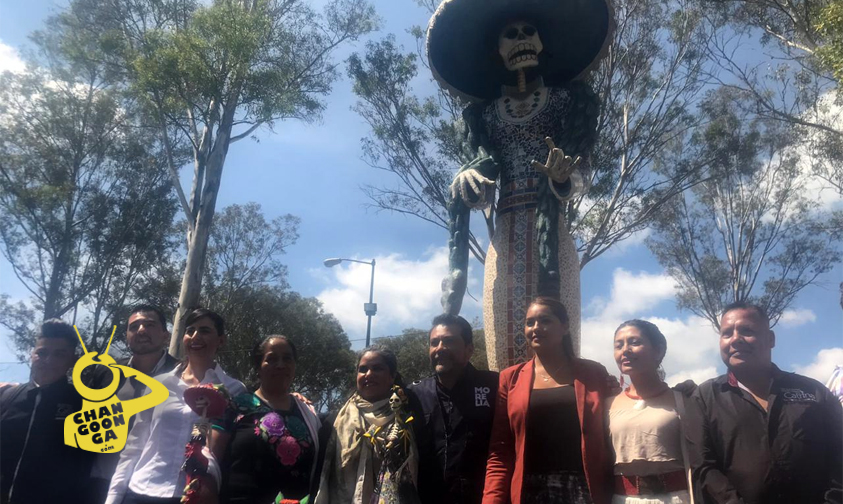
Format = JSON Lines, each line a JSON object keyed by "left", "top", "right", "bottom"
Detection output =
{"left": 122, "top": 490, "right": 182, "bottom": 504}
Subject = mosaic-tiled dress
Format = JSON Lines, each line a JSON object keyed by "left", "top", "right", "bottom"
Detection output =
{"left": 480, "top": 86, "right": 584, "bottom": 369}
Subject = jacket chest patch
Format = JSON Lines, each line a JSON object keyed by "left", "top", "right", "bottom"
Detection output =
{"left": 474, "top": 387, "right": 491, "bottom": 407}
{"left": 781, "top": 388, "right": 817, "bottom": 403}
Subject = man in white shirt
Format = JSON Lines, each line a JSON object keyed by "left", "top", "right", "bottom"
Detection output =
{"left": 89, "top": 304, "right": 179, "bottom": 503}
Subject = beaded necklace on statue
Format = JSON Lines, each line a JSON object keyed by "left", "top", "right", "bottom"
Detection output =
{"left": 624, "top": 384, "right": 669, "bottom": 410}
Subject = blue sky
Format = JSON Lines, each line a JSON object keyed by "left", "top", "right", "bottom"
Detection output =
{"left": 1, "top": 0, "right": 841, "bottom": 385}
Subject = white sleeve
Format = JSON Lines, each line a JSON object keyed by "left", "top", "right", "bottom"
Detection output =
{"left": 105, "top": 404, "right": 154, "bottom": 504}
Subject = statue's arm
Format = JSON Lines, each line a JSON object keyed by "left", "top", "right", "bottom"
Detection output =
{"left": 442, "top": 103, "right": 500, "bottom": 315}
{"left": 548, "top": 82, "right": 600, "bottom": 201}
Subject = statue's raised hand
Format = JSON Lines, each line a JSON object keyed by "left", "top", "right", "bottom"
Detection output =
{"left": 531, "top": 137, "right": 581, "bottom": 183}
{"left": 450, "top": 147, "right": 497, "bottom": 208}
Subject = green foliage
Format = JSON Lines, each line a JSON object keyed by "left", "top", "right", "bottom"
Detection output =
{"left": 0, "top": 42, "right": 178, "bottom": 357}
{"left": 647, "top": 87, "right": 842, "bottom": 328}
{"left": 47, "top": 0, "right": 378, "bottom": 350}
{"left": 195, "top": 202, "right": 354, "bottom": 411}
{"left": 818, "top": 0, "right": 843, "bottom": 83}
{"left": 346, "top": 35, "right": 487, "bottom": 262}
{"left": 376, "top": 328, "right": 489, "bottom": 384}
{"left": 214, "top": 289, "right": 356, "bottom": 412}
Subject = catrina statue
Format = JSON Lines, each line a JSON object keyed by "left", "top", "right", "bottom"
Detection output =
{"left": 429, "top": 0, "right": 614, "bottom": 369}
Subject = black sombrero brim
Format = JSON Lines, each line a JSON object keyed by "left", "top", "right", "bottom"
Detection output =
{"left": 427, "top": 0, "right": 614, "bottom": 101}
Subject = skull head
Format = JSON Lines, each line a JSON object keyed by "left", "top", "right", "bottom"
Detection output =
{"left": 498, "top": 21, "right": 543, "bottom": 72}
{"left": 389, "top": 390, "right": 403, "bottom": 411}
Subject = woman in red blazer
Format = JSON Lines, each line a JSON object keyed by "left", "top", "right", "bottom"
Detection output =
{"left": 482, "top": 297, "right": 613, "bottom": 504}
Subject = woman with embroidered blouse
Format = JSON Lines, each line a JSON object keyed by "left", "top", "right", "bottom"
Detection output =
{"left": 213, "top": 335, "right": 321, "bottom": 504}
{"left": 606, "top": 320, "right": 695, "bottom": 504}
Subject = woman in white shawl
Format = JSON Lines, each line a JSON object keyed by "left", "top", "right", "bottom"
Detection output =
{"left": 315, "top": 346, "right": 420, "bottom": 504}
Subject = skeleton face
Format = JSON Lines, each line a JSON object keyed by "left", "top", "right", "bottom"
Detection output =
{"left": 389, "top": 391, "right": 402, "bottom": 411}
{"left": 498, "top": 21, "right": 543, "bottom": 71}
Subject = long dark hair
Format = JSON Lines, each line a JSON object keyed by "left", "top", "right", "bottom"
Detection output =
{"left": 528, "top": 296, "right": 576, "bottom": 359}
{"left": 614, "top": 319, "right": 667, "bottom": 365}
{"left": 358, "top": 345, "right": 406, "bottom": 389}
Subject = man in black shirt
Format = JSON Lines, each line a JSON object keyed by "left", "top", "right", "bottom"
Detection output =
{"left": 408, "top": 314, "right": 498, "bottom": 504}
{"left": 0, "top": 319, "right": 94, "bottom": 504}
{"left": 687, "top": 301, "right": 843, "bottom": 504}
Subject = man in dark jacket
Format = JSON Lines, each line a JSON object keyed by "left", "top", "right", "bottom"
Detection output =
{"left": 408, "top": 314, "right": 498, "bottom": 504}
{"left": 0, "top": 319, "right": 94, "bottom": 504}
{"left": 687, "top": 301, "right": 843, "bottom": 504}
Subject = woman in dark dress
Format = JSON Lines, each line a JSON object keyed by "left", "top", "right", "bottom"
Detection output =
{"left": 218, "top": 336, "right": 320, "bottom": 504}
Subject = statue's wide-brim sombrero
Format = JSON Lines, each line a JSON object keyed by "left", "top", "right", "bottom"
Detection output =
{"left": 427, "top": 0, "right": 615, "bottom": 101}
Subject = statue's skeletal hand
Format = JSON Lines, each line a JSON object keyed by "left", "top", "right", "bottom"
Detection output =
{"left": 531, "top": 137, "right": 581, "bottom": 183}
{"left": 451, "top": 147, "right": 496, "bottom": 208}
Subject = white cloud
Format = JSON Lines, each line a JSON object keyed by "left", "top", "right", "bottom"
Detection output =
{"left": 316, "top": 247, "right": 481, "bottom": 342}
{"left": 778, "top": 308, "right": 817, "bottom": 327}
{"left": 600, "top": 227, "right": 652, "bottom": 259}
{"left": 793, "top": 347, "right": 843, "bottom": 382}
{"left": 580, "top": 268, "right": 722, "bottom": 387}
{"left": 0, "top": 41, "right": 25, "bottom": 74}
{"left": 588, "top": 268, "right": 677, "bottom": 319}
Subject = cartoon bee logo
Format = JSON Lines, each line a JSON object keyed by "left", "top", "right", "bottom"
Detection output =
{"left": 63, "top": 326, "right": 168, "bottom": 453}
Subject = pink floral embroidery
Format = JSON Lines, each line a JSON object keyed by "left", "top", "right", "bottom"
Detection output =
{"left": 276, "top": 435, "right": 301, "bottom": 465}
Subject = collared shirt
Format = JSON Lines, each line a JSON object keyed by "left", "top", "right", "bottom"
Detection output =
{"left": 687, "top": 365, "right": 843, "bottom": 504}
{"left": 105, "top": 363, "right": 245, "bottom": 504}
{"left": 0, "top": 379, "right": 94, "bottom": 504}
{"left": 408, "top": 364, "right": 498, "bottom": 504}
{"left": 91, "top": 351, "right": 178, "bottom": 480}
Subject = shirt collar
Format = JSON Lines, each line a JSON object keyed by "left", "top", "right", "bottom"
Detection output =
{"left": 436, "top": 362, "right": 477, "bottom": 393}
{"left": 725, "top": 363, "right": 784, "bottom": 390}
{"left": 162, "top": 361, "right": 239, "bottom": 390}
{"left": 127, "top": 351, "right": 169, "bottom": 375}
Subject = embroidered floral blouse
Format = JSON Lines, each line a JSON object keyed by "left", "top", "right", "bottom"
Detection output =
{"left": 220, "top": 393, "right": 315, "bottom": 503}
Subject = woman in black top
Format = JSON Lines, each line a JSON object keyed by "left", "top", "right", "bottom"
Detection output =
{"left": 217, "top": 336, "right": 321, "bottom": 504}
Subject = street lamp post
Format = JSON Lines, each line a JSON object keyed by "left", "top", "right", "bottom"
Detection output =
{"left": 323, "top": 257, "right": 377, "bottom": 347}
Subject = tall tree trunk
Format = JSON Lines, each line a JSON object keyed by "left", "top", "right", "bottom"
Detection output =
{"left": 168, "top": 110, "right": 236, "bottom": 356}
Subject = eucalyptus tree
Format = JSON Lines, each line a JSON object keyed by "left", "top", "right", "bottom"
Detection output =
{"left": 647, "top": 87, "right": 842, "bottom": 329}
{"left": 0, "top": 34, "right": 177, "bottom": 356}
{"left": 49, "top": 0, "right": 378, "bottom": 354}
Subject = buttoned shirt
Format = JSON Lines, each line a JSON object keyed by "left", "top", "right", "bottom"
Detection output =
{"left": 91, "top": 351, "right": 178, "bottom": 480}
{"left": 105, "top": 363, "right": 245, "bottom": 504}
{"left": 687, "top": 365, "right": 843, "bottom": 504}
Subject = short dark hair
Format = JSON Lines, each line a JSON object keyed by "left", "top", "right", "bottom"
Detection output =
{"left": 721, "top": 301, "right": 770, "bottom": 327}
{"left": 184, "top": 308, "right": 225, "bottom": 336}
{"left": 527, "top": 297, "right": 575, "bottom": 358}
{"left": 615, "top": 319, "right": 667, "bottom": 364}
{"left": 37, "top": 319, "right": 78, "bottom": 349}
{"left": 430, "top": 313, "right": 474, "bottom": 346}
{"left": 252, "top": 335, "right": 298, "bottom": 371}
{"left": 128, "top": 304, "right": 168, "bottom": 329}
